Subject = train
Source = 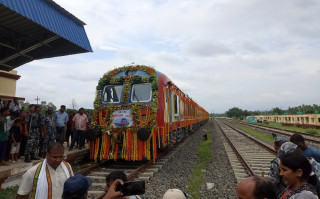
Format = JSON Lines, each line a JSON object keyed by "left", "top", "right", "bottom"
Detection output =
{"left": 88, "top": 65, "right": 209, "bottom": 162}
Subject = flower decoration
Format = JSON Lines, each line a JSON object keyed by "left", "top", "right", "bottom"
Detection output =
{"left": 92, "top": 65, "right": 159, "bottom": 134}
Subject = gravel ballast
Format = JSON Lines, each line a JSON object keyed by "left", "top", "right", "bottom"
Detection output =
{"left": 142, "top": 121, "right": 238, "bottom": 198}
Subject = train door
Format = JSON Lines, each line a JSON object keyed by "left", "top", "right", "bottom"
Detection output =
{"left": 169, "top": 89, "right": 173, "bottom": 123}
{"left": 164, "top": 87, "right": 168, "bottom": 123}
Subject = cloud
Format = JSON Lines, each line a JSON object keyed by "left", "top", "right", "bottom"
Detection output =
{"left": 13, "top": 0, "right": 320, "bottom": 113}
{"left": 242, "top": 41, "right": 265, "bottom": 53}
{"left": 182, "top": 39, "right": 233, "bottom": 57}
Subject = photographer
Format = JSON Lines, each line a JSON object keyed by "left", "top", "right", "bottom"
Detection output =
{"left": 104, "top": 179, "right": 128, "bottom": 199}
{"left": 105, "top": 171, "right": 142, "bottom": 199}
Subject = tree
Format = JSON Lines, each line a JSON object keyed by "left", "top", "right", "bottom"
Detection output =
{"left": 19, "top": 101, "right": 30, "bottom": 112}
{"left": 225, "top": 107, "right": 243, "bottom": 118}
{"left": 47, "top": 102, "right": 57, "bottom": 111}
{"left": 270, "top": 107, "right": 283, "bottom": 115}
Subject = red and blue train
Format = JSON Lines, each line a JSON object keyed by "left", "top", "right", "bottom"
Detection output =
{"left": 89, "top": 65, "right": 209, "bottom": 162}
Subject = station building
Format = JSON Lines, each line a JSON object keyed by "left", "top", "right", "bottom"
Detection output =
{"left": 256, "top": 113, "right": 320, "bottom": 129}
{"left": 0, "top": 0, "right": 92, "bottom": 102}
{"left": 0, "top": 0, "right": 92, "bottom": 189}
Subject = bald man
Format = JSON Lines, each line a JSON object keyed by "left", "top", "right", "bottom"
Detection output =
{"left": 237, "top": 176, "right": 276, "bottom": 199}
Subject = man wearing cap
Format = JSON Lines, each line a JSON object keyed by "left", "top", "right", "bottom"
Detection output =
{"left": 62, "top": 174, "right": 92, "bottom": 199}
{"left": 162, "top": 189, "right": 187, "bottom": 199}
{"left": 24, "top": 104, "right": 43, "bottom": 162}
{"left": 17, "top": 142, "right": 73, "bottom": 199}
{"left": 43, "top": 107, "right": 56, "bottom": 156}
{"left": 267, "top": 141, "right": 300, "bottom": 194}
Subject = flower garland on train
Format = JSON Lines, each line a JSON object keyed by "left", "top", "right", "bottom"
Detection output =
{"left": 90, "top": 65, "right": 159, "bottom": 162}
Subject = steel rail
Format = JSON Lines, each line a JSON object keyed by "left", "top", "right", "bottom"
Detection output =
{"left": 238, "top": 121, "right": 320, "bottom": 145}
{"left": 216, "top": 120, "right": 256, "bottom": 176}
{"left": 220, "top": 120, "right": 277, "bottom": 155}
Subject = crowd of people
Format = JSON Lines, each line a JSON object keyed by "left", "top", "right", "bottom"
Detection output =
{"left": 237, "top": 133, "right": 320, "bottom": 199}
{"left": 0, "top": 97, "right": 91, "bottom": 165}
{"left": 3, "top": 97, "right": 320, "bottom": 198}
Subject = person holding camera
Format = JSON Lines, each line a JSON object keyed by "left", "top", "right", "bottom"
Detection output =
{"left": 105, "top": 171, "right": 142, "bottom": 199}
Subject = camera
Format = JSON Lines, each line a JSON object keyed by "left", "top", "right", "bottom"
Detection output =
{"left": 116, "top": 180, "right": 145, "bottom": 196}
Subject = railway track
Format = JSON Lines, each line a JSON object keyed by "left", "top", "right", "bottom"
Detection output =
{"left": 215, "top": 119, "right": 276, "bottom": 183}
{"left": 87, "top": 161, "right": 145, "bottom": 198}
{"left": 78, "top": 129, "right": 194, "bottom": 199}
{"left": 236, "top": 121, "right": 320, "bottom": 148}
{"left": 84, "top": 148, "right": 181, "bottom": 199}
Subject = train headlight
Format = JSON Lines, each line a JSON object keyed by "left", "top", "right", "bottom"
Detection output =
{"left": 137, "top": 127, "right": 151, "bottom": 141}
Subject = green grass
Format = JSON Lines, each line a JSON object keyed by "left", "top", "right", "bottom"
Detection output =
{"left": 237, "top": 125, "right": 274, "bottom": 143}
{"left": 258, "top": 122, "right": 320, "bottom": 135}
{"left": 0, "top": 186, "right": 18, "bottom": 199}
{"left": 187, "top": 132, "right": 213, "bottom": 199}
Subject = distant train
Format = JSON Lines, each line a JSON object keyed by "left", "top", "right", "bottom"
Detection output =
{"left": 89, "top": 65, "right": 209, "bottom": 162}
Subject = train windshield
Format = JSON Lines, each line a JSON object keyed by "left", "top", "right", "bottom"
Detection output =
{"left": 131, "top": 83, "right": 152, "bottom": 103}
{"left": 102, "top": 85, "right": 123, "bottom": 104}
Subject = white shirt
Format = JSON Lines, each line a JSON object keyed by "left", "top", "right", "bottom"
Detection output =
{"left": 17, "top": 162, "right": 74, "bottom": 199}
{"left": 9, "top": 102, "right": 21, "bottom": 112}
{"left": 6, "top": 116, "right": 15, "bottom": 131}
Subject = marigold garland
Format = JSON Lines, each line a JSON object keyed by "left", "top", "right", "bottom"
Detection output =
{"left": 89, "top": 65, "right": 209, "bottom": 163}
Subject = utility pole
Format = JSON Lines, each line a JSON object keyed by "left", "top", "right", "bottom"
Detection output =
{"left": 35, "top": 96, "right": 40, "bottom": 104}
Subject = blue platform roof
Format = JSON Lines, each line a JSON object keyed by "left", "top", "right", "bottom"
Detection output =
{"left": 0, "top": 0, "right": 92, "bottom": 71}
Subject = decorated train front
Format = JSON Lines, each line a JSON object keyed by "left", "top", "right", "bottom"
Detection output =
{"left": 89, "top": 65, "right": 209, "bottom": 162}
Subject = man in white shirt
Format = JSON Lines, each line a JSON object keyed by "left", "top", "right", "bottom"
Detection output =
{"left": 16, "top": 142, "right": 73, "bottom": 199}
{"left": 6, "top": 111, "right": 20, "bottom": 132}
{"left": 9, "top": 97, "right": 22, "bottom": 113}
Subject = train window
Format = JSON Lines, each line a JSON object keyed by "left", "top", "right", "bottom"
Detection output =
{"left": 174, "top": 95, "right": 179, "bottom": 115}
{"left": 102, "top": 85, "right": 123, "bottom": 104}
{"left": 131, "top": 83, "right": 152, "bottom": 102}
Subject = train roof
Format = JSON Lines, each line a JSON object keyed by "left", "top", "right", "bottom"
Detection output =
{"left": 101, "top": 65, "right": 207, "bottom": 113}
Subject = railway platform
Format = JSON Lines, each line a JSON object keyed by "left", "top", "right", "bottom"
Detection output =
{"left": 0, "top": 143, "right": 89, "bottom": 190}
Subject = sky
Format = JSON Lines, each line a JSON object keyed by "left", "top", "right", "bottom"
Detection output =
{"left": 16, "top": 0, "right": 320, "bottom": 113}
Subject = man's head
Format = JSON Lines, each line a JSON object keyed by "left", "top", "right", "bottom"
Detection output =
{"left": 60, "top": 105, "right": 66, "bottom": 113}
{"left": 46, "top": 142, "right": 64, "bottom": 170}
{"left": 47, "top": 107, "right": 54, "bottom": 115}
{"left": 79, "top": 108, "right": 84, "bottom": 115}
{"left": 290, "top": 133, "right": 307, "bottom": 150}
{"left": 35, "top": 105, "right": 41, "bottom": 113}
{"left": 10, "top": 111, "right": 20, "bottom": 120}
{"left": 29, "top": 104, "right": 35, "bottom": 113}
{"left": 62, "top": 174, "right": 92, "bottom": 199}
{"left": 0, "top": 107, "right": 9, "bottom": 117}
{"left": 13, "top": 97, "right": 18, "bottom": 104}
{"left": 273, "top": 137, "right": 288, "bottom": 152}
{"left": 105, "top": 171, "right": 127, "bottom": 192}
{"left": 163, "top": 189, "right": 187, "bottom": 199}
{"left": 237, "top": 176, "right": 276, "bottom": 199}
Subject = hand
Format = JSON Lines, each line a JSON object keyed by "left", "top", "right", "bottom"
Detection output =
{"left": 103, "top": 179, "right": 129, "bottom": 199}
{"left": 14, "top": 142, "right": 17, "bottom": 147}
